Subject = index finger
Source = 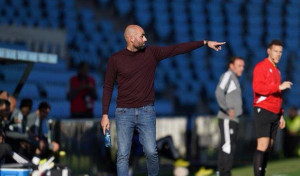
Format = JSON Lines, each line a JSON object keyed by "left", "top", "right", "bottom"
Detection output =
{"left": 216, "top": 42, "right": 226, "bottom": 45}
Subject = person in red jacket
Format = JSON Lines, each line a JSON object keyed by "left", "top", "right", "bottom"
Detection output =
{"left": 252, "top": 39, "right": 293, "bottom": 176}
{"left": 68, "top": 62, "right": 98, "bottom": 118}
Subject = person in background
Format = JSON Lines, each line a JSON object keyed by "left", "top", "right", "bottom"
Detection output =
{"left": 0, "top": 90, "right": 32, "bottom": 165}
{"left": 68, "top": 61, "right": 98, "bottom": 118}
{"left": 252, "top": 40, "right": 292, "bottom": 176}
{"left": 215, "top": 56, "right": 245, "bottom": 176}
{"left": 19, "top": 98, "right": 33, "bottom": 133}
{"left": 26, "top": 102, "right": 59, "bottom": 162}
{"left": 283, "top": 107, "right": 300, "bottom": 157}
{"left": 8, "top": 95, "right": 23, "bottom": 133}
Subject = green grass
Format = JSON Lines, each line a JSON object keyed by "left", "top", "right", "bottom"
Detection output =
{"left": 232, "top": 158, "right": 300, "bottom": 176}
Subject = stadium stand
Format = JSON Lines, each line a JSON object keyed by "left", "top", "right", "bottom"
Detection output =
{"left": 0, "top": 0, "right": 299, "bottom": 119}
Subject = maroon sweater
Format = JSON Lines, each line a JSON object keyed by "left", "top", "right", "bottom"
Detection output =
{"left": 102, "top": 41, "right": 205, "bottom": 114}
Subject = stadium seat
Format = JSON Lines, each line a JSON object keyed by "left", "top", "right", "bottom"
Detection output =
{"left": 48, "top": 100, "right": 70, "bottom": 119}
{"left": 114, "top": 0, "right": 132, "bottom": 16}
{"left": 18, "top": 83, "right": 40, "bottom": 99}
{"left": 155, "top": 100, "right": 174, "bottom": 115}
{"left": 44, "top": 84, "right": 67, "bottom": 101}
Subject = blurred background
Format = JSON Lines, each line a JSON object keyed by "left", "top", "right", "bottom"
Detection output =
{"left": 0, "top": 0, "right": 299, "bottom": 175}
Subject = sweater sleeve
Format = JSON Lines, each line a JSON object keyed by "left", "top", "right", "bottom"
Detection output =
{"left": 102, "top": 56, "right": 117, "bottom": 115}
{"left": 151, "top": 41, "right": 205, "bottom": 61}
{"left": 215, "top": 72, "right": 231, "bottom": 112}
{"left": 252, "top": 64, "right": 280, "bottom": 95}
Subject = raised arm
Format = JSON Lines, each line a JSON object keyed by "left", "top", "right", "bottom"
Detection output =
{"left": 152, "top": 40, "right": 226, "bottom": 61}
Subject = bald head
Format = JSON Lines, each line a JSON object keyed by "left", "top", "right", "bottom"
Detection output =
{"left": 124, "top": 25, "right": 147, "bottom": 52}
{"left": 124, "top": 25, "right": 141, "bottom": 42}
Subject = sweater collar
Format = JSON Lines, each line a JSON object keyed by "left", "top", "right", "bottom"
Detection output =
{"left": 123, "top": 47, "right": 147, "bottom": 55}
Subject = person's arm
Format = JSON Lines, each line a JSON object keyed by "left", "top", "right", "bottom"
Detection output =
{"left": 101, "top": 56, "right": 117, "bottom": 133}
{"left": 215, "top": 72, "right": 233, "bottom": 117}
{"left": 152, "top": 40, "right": 225, "bottom": 61}
{"left": 5, "top": 131, "right": 40, "bottom": 147}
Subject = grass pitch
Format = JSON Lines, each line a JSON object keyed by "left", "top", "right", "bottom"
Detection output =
{"left": 232, "top": 158, "right": 300, "bottom": 176}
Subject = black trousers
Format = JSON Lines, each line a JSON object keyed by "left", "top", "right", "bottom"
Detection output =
{"left": 218, "top": 119, "right": 239, "bottom": 176}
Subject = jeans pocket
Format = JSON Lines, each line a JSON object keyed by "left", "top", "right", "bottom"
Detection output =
{"left": 143, "top": 105, "right": 155, "bottom": 113}
{"left": 115, "top": 108, "right": 127, "bottom": 115}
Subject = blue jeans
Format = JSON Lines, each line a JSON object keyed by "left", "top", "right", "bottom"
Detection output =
{"left": 115, "top": 104, "right": 159, "bottom": 176}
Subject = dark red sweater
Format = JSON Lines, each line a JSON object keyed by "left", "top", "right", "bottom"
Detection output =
{"left": 102, "top": 41, "right": 205, "bottom": 114}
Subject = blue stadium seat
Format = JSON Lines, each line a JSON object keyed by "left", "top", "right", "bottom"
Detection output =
{"left": 19, "top": 83, "right": 40, "bottom": 99}
{"left": 80, "top": 8, "right": 94, "bottom": 21}
{"left": 189, "top": 1, "right": 204, "bottom": 16}
{"left": 286, "top": 4, "right": 300, "bottom": 16}
{"left": 44, "top": 84, "right": 67, "bottom": 100}
{"left": 49, "top": 101, "right": 70, "bottom": 119}
{"left": 225, "top": 2, "right": 241, "bottom": 15}
{"left": 34, "top": 60, "right": 67, "bottom": 72}
{"left": 62, "top": 0, "right": 75, "bottom": 9}
{"left": 134, "top": 0, "right": 152, "bottom": 28}
{"left": 266, "top": 4, "right": 282, "bottom": 15}
{"left": 171, "top": 1, "right": 186, "bottom": 14}
{"left": 247, "top": 3, "right": 263, "bottom": 15}
{"left": 266, "top": 15, "right": 282, "bottom": 26}
{"left": 94, "top": 101, "right": 116, "bottom": 117}
{"left": 28, "top": 70, "right": 74, "bottom": 86}
{"left": 114, "top": 0, "right": 132, "bottom": 16}
{"left": 227, "top": 25, "right": 242, "bottom": 36}
{"left": 284, "top": 37, "right": 300, "bottom": 52}
{"left": 227, "top": 16, "right": 243, "bottom": 26}
{"left": 269, "top": 0, "right": 285, "bottom": 5}
{"left": 0, "top": 82, "right": 17, "bottom": 95}
{"left": 28, "top": 0, "right": 40, "bottom": 8}
{"left": 285, "top": 17, "right": 300, "bottom": 28}
{"left": 176, "top": 91, "right": 199, "bottom": 105}
{"left": 98, "top": 20, "right": 114, "bottom": 33}
{"left": 154, "top": 21, "right": 172, "bottom": 41}
{"left": 247, "top": 25, "right": 264, "bottom": 36}
{"left": 207, "top": 2, "right": 222, "bottom": 15}
{"left": 154, "top": 79, "right": 167, "bottom": 93}
{"left": 0, "top": 69, "right": 23, "bottom": 82}
{"left": 195, "top": 67, "right": 209, "bottom": 82}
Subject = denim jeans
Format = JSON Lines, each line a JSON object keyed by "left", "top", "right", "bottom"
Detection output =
{"left": 115, "top": 104, "right": 159, "bottom": 176}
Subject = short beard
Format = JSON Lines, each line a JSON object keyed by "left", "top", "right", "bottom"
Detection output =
{"left": 135, "top": 45, "right": 146, "bottom": 51}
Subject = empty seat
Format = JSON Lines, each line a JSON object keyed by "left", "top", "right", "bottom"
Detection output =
{"left": 49, "top": 101, "right": 70, "bottom": 119}
{"left": 19, "top": 83, "right": 40, "bottom": 99}
{"left": 155, "top": 100, "right": 174, "bottom": 115}
{"left": 44, "top": 84, "right": 67, "bottom": 100}
{"left": 114, "top": 0, "right": 132, "bottom": 16}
